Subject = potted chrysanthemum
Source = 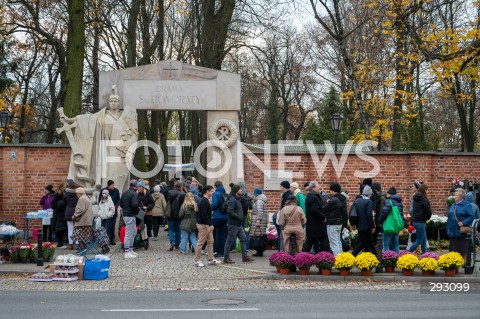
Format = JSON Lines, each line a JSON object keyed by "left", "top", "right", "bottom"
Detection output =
{"left": 315, "top": 251, "right": 336, "bottom": 275}
{"left": 381, "top": 250, "right": 399, "bottom": 273}
{"left": 275, "top": 252, "right": 295, "bottom": 274}
{"left": 334, "top": 252, "right": 356, "bottom": 276}
{"left": 294, "top": 252, "right": 315, "bottom": 275}
{"left": 269, "top": 252, "right": 281, "bottom": 272}
{"left": 418, "top": 257, "right": 438, "bottom": 276}
{"left": 355, "top": 252, "right": 379, "bottom": 276}
{"left": 419, "top": 252, "right": 439, "bottom": 261}
{"left": 397, "top": 254, "right": 419, "bottom": 276}
{"left": 438, "top": 252, "right": 464, "bottom": 276}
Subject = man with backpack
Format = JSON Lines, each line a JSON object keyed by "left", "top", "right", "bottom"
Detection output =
{"left": 211, "top": 181, "right": 228, "bottom": 258}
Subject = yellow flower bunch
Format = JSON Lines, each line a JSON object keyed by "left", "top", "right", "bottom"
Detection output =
{"left": 396, "top": 254, "right": 419, "bottom": 270}
{"left": 333, "top": 252, "right": 356, "bottom": 270}
{"left": 438, "top": 252, "right": 464, "bottom": 270}
{"left": 418, "top": 257, "right": 438, "bottom": 272}
{"left": 355, "top": 252, "right": 379, "bottom": 271}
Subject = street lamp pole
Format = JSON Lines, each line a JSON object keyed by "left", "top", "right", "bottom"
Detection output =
{"left": 329, "top": 113, "right": 344, "bottom": 153}
{"left": 0, "top": 111, "right": 11, "bottom": 143}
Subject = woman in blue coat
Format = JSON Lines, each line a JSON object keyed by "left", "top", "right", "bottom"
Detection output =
{"left": 447, "top": 188, "right": 475, "bottom": 259}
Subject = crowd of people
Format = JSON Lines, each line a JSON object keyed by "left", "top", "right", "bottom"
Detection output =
{"left": 39, "top": 175, "right": 479, "bottom": 266}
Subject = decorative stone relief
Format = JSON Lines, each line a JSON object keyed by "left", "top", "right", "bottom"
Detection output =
{"left": 208, "top": 119, "right": 239, "bottom": 148}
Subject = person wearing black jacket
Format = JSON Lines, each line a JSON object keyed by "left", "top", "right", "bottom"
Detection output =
{"left": 408, "top": 184, "right": 432, "bottom": 254}
{"left": 223, "top": 185, "right": 254, "bottom": 264}
{"left": 194, "top": 185, "right": 219, "bottom": 267}
{"left": 64, "top": 180, "right": 79, "bottom": 250}
{"left": 99, "top": 180, "right": 121, "bottom": 245}
{"left": 273, "top": 181, "right": 292, "bottom": 252}
{"left": 323, "top": 183, "right": 346, "bottom": 256}
{"left": 303, "top": 182, "right": 331, "bottom": 254}
{"left": 137, "top": 181, "right": 155, "bottom": 238}
{"left": 51, "top": 182, "right": 67, "bottom": 248}
{"left": 120, "top": 179, "right": 140, "bottom": 259}
{"left": 352, "top": 186, "right": 376, "bottom": 256}
{"left": 166, "top": 181, "right": 185, "bottom": 251}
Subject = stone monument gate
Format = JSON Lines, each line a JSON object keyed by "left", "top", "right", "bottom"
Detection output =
{"left": 98, "top": 60, "right": 242, "bottom": 187}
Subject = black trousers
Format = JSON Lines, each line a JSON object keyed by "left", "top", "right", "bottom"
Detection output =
{"left": 42, "top": 225, "right": 53, "bottom": 242}
{"left": 352, "top": 230, "right": 376, "bottom": 256}
{"left": 145, "top": 215, "right": 153, "bottom": 238}
{"left": 152, "top": 216, "right": 164, "bottom": 237}
{"left": 302, "top": 236, "right": 331, "bottom": 254}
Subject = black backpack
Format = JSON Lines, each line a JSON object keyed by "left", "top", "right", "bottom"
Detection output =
{"left": 220, "top": 193, "right": 229, "bottom": 213}
{"left": 349, "top": 202, "right": 358, "bottom": 226}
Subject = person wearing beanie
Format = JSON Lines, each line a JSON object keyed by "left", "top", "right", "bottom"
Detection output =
{"left": 211, "top": 181, "right": 228, "bottom": 258}
{"left": 371, "top": 182, "right": 386, "bottom": 249}
{"left": 151, "top": 184, "right": 167, "bottom": 241}
{"left": 466, "top": 192, "right": 480, "bottom": 219}
{"left": 277, "top": 193, "right": 306, "bottom": 254}
{"left": 137, "top": 179, "right": 155, "bottom": 239}
{"left": 351, "top": 185, "right": 376, "bottom": 256}
{"left": 274, "top": 181, "right": 293, "bottom": 252}
{"left": 39, "top": 184, "right": 56, "bottom": 242}
{"left": 250, "top": 187, "right": 268, "bottom": 257}
{"left": 291, "top": 182, "right": 306, "bottom": 217}
{"left": 120, "top": 179, "right": 140, "bottom": 259}
{"left": 378, "top": 186, "right": 405, "bottom": 253}
{"left": 99, "top": 180, "right": 121, "bottom": 245}
{"left": 322, "top": 182, "right": 346, "bottom": 256}
{"left": 165, "top": 180, "right": 186, "bottom": 251}
{"left": 71, "top": 186, "right": 94, "bottom": 251}
{"left": 223, "top": 185, "right": 254, "bottom": 264}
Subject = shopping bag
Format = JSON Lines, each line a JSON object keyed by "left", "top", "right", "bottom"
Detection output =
{"left": 84, "top": 258, "right": 110, "bottom": 280}
{"left": 383, "top": 200, "right": 404, "bottom": 234}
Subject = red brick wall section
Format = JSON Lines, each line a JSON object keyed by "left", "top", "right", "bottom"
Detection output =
{"left": 0, "top": 145, "right": 71, "bottom": 230}
{"left": 243, "top": 152, "right": 480, "bottom": 214}
{"left": 1, "top": 146, "right": 480, "bottom": 229}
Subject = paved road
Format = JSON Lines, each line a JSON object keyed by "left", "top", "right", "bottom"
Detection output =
{"left": 1, "top": 290, "right": 477, "bottom": 319}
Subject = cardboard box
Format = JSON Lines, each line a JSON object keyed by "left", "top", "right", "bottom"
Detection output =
{"left": 49, "top": 263, "right": 84, "bottom": 280}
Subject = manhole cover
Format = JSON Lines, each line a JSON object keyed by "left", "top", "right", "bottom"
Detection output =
{"left": 203, "top": 299, "right": 246, "bottom": 305}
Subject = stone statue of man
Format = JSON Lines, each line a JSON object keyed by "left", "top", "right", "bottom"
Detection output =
{"left": 58, "top": 89, "right": 138, "bottom": 192}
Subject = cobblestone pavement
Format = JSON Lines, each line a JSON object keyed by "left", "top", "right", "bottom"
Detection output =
{"left": 0, "top": 231, "right": 446, "bottom": 292}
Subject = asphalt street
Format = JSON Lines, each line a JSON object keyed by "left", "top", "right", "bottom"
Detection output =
{"left": 1, "top": 290, "right": 477, "bottom": 319}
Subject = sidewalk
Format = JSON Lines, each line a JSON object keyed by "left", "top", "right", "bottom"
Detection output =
{"left": 1, "top": 230, "right": 479, "bottom": 291}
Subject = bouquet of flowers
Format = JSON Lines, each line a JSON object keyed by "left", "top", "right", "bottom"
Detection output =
{"left": 294, "top": 252, "right": 315, "bottom": 270}
{"left": 29, "top": 244, "right": 38, "bottom": 263}
{"left": 355, "top": 252, "right": 379, "bottom": 271}
{"left": 418, "top": 257, "right": 439, "bottom": 272}
{"left": 396, "top": 254, "right": 419, "bottom": 270}
{"left": 333, "top": 252, "right": 356, "bottom": 270}
{"left": 273, "top": 252, "right": 295, "bottom": 269}
{"left": 438, "top": 252, "right": 464, "bottom": 270}
{"left": 266, "top": 227, "right": 278, "bottom": 246}
{"left": 419, "top": 252, "right": 439, "bottom": 260}
{"left": 314, "top": 251, "right": 336, "bottom": 270}
{"left": 381, "top": 250, "right": 399, "bottom": 267}
{"left": 42, "top": 242, "right": 56, "bottom": 261}
{"left": 18, "top": 243, "right": 32, "bottom": 263}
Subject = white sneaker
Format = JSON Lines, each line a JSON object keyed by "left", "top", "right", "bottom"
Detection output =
{"left": 208, "top": 259, "right": 221, "bottom": 265}
{"left": 153, "top": 237, "right": 158, "bottom": 241}
{"left": 58, "top": 246, "right": 67, "bottom": 249}
{"left": 130, "top": 250, "right": 138, "bottom": 256}
{"left": 194, "top": 260, "right": 205, "bottom": 267}
{"left": 124, "top": 252, "right": 137, "bottom": 259}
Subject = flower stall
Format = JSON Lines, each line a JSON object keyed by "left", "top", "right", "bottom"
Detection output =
{"left": 426, "top": 215, "right": 449, "bottom": 240}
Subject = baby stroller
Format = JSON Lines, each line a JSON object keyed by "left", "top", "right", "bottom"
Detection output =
{"left": 119, "top": 210, "right": 149, "bottom": 250}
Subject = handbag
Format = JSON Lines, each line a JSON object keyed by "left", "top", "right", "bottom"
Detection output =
{"left": 349, "top": 203, "right": 358, "bottom": 226}
{"left": 453, "top": 205, "right": 472, "bottom": 234}
{"left": 164, "top": 201, "right": 172, "bottom": 219}
{"left": 250, "top": 226, "right": 267, "bottom": 251}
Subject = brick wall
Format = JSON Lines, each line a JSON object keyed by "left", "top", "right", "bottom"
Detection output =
{"left": 1, "top": 145, "right": 480, "bottom": 230}
{"left": 0, "top": 145, "right": 71, "bottom": 229}
{"left": 243, "top": 152, "right": 480, "bottom": 214}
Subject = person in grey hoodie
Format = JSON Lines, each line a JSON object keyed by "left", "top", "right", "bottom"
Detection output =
{"left": 249, "top": 188, "right": 268, "bottom": 256}
{"left": 466, "top": 192, "right": 480, "bottom": 219}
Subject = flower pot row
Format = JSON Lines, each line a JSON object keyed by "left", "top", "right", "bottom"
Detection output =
{"left": 382, "top": 251, "right": 463, "bottom": 276}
